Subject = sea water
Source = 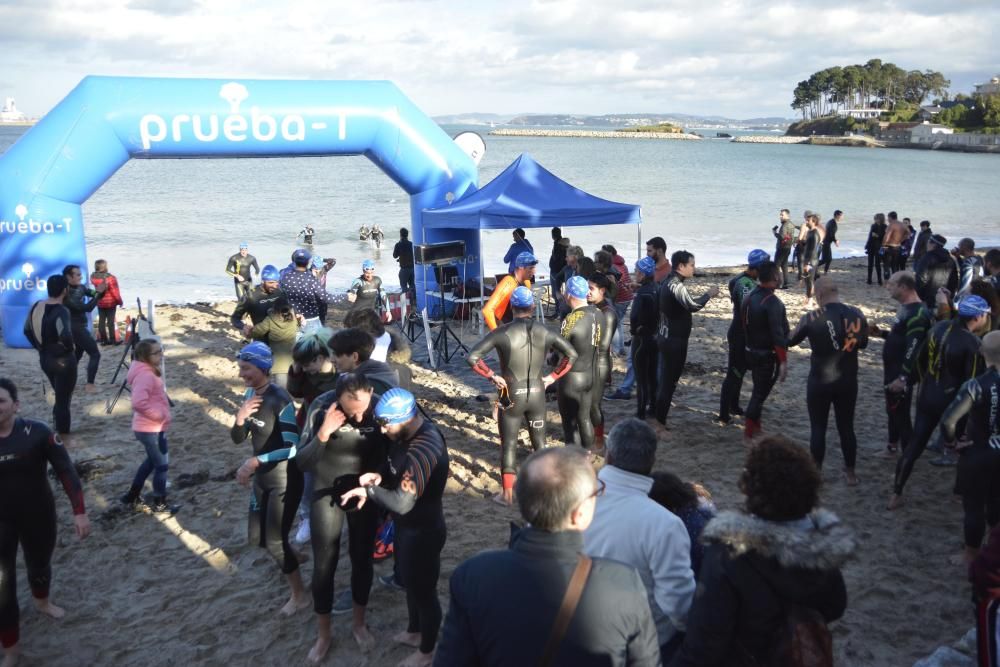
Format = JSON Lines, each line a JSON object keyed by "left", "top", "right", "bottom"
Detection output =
{"left": 2, "top": 124, "right": 999, "bottom": 304}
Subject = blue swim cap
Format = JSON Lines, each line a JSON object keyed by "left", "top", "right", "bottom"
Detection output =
{"left": 311, "top": 256, "right": 325, "bottom": 269}
{"left": 958, "top": 295, "right": 991, "bottom": 318}
{"left": 510, "top": 286, "right": 534, "bottom": 308}
{"left": 362, "top": 259, "right": 376, "bottom": 271}
{"left": 635, "top": 256, "right": 656, "bottom": 276}
{"left": 292, "top": 248, "right": 311, "bottom": 266}
{"left": 566, "top": 275, "right": 589, "bottom": 299}
{"left": 515, "top": 252, "right": 538, "bottom": 268}
{"left": 375, "top": 388, "right": 417, "bottom": 425}
{"left": 239, "top": 242, "right": 248, "bottom": 249}
{"left": 747, "top": 249, "right": 770, "bottom": 268}
{"left": 236, "top": 341, "right": 273, "bottom": 372}
{"left": 260, "top": 264, "right": 280, "bottom": 282}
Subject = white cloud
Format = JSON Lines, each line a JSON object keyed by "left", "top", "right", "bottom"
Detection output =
{"left": 0, "top": 0, "right": 997, "bottom": 119}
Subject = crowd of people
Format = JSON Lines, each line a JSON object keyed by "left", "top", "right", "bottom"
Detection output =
{"left": 4, "top": 215, "right": 1000, "bottom": 667}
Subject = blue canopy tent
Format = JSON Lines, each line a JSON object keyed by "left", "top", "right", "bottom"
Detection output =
{"left": 420, "top": 152, "right": 642, "bottom": 301}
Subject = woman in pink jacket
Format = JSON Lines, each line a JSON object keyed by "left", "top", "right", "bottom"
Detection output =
{"left": 120, "top": 339, "right": 176, "bottom": 513}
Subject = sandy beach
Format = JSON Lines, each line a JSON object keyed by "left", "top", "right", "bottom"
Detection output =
{"left": 0, "top": 255, "right": 973, "bottom": 666}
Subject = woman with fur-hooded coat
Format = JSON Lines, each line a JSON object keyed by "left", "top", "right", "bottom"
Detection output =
{"left": 670, "top": 435, "right": 854, "bottom": 666}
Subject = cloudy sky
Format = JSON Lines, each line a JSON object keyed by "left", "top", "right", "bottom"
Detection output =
{"left": 1, "top": 0, "right": 998, "bottom": 120}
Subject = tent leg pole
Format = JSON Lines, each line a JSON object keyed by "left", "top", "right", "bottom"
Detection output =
{"left": 478, "top": 230, "right": 485, "bottom": 336}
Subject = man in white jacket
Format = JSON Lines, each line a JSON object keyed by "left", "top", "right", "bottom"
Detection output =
{"left": 584, "top": 417, "right": 695, "bottom": 661}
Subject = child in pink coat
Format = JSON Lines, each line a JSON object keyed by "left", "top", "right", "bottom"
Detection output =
{"left": 120, "top": 339, "right": 176, "bottom": 513}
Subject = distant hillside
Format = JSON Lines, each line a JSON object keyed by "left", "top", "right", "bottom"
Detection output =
{"left": 506, "top": 113, "right": 792, "bottom": 129}
{"left": 432, "top": 112, "right": 521, "bottom": 125}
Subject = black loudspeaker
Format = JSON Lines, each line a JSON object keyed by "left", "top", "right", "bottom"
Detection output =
{"left": 414, "top": 240, "right": 466, "bottom": 265}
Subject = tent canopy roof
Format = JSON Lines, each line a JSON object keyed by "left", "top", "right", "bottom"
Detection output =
{"left": 421, "top": 153, "right": 641, "bottom": 230}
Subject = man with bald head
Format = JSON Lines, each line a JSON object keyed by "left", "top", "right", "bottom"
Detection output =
{"left": 434, "top": 447, "right": 660, "bottom": 665}
{"left": 788, "top": 276, "right": 869, "bottom": 484}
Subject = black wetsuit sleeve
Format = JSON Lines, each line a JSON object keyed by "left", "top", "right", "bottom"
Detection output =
{"left": 631, "top": 290, "right": 657, "bottom": 336}
{"left": 230, "top": 417, "right": 251, "bottom": 444}
{"left": 368, "top": 434, "right": 444, "bottom": 515}
{"left": 670, "top": 280, "right": 711, "bottom": 312}
{"left": 251, "top": 257, "right": 260, "bottom": 276}
{"left": 788, "top": 312, "right": 811, "bottom": 347}
{"left": 939, "top": 379, "right": 978, "bottom": 442}
{"left": 291, "top": 402, "right": 330, "bottom": 472}
{"left": 46, "top": 432, "right": 86, "bottom": 515}
{"left": 466, "top": 329, "right": 501, "bottom": 375}
{"left": 66, "top": 286, "right": 99, "bottom": 316}
{"left": 769, "top": 299, "right": 789, "bottom": 350}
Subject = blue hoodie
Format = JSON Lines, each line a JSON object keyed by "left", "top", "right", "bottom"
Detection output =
{"left": 503, "top": 237, "right": 534, "bottom": 273}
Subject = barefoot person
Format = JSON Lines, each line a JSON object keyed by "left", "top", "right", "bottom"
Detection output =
{"left": 240, "top": 372, "right": 388, "bottom": 662}
{"left": 341, "top": 389, "right": 449, "bottom": 667}
{"left": 890, "top": 295, "right": 991, "bottom": 510}
{"left": 558, "top": 276, "right": 601, "bottom": 449}
{"left": 22, "top": 275, "right": 78, "bottom": 446}
{"left": 0, "top": 378, "right": 90, "bottom": 667}
{"left": 938, "top": 331, "right": 1000, "bottom": 565}
{"left": 467, "top": 287, "right": 576, "bottom": 505}
{"left": 788, "top": 277, "right": 868, "bottom": 484}
{"left": 229, "top": 342, "right": 309, "bottom": 615}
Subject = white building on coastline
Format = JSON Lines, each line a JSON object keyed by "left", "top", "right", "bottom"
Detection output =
{"left": 836, "top": 108, "right": 882, "bottom": 120}
{"left": 1, "top": 98, "right": 27, "bottom": 122}
{"left": 975, "top": 76, "right": 1000, "bottom": 96}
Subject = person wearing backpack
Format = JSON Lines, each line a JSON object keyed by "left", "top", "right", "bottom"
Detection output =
{"left": 669, "top": 435, "right": 853, "bottom": 667}
{"left": 772, "top": 209, "right": 796, "bottom": 290}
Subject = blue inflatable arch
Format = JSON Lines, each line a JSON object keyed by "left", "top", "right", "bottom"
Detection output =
{"left": 0, "top": 76, "right": 479, "bottom": 347}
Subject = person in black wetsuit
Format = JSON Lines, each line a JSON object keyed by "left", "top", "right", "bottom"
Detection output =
{"left": 821, "top": 210, "right": 841, "bottom": 274}
{"left": 630, "top": 256, "right": 659, "bottom": 419}
{"left": 231, "top": 264, "right": 286, "bottom": 337}
{"left": 0, "top": 378, "right": 90, "bottom": 665}
{"left": 587, "top": 274, "right": 618, "bottom": 451}
{"left": 62, "top": 264, "right": 106, "bottom": 393}
{"left": 557, "top": 276, "right": 601, "bottom": 450}
{"left": 468, "top": 287, "right": 577, "bottom": 505}
{"left": 801, "top": 214, "right": 822, "bottom": 308}
{"left": 915, "top": 233, "right": 959, "bottom": 309}
{"left": 341, "top": 389, "right": 449, "bottom": 667}
{"left": 22, "top": 275, "right": 78, "bottom": 443}
{"left": 229, "top": 341, "right": 309, "bottom": 615}
{"left": 939, "top": 332, "right": 1000, "bottom": 564}
{"left": 241, "top": 372, "right": 388, "bottom": 662}
{"left": 719, "top": 249, "right": 769, "bottom": 423}
{"left": 889, "top": 295, "right": 992, "bottom": 510}
{"left": 865, "top": 213, "right": 887, "bottom": 286}
{"left": 394, "top": 228, "right": 415, "bottom": 299}
{"left": 870, "top": 271, "right": 933, "bottom": 456}
{"left": 226, "top": 242, "right": 260, "bottom": 301}
{"left": 655, "top": 250, "right": 720, "bottom": 426}
{"left": 788, "top": 278, "right": 868, "bottom": 483}
{"left": 348, "top": 259, "right": 391, "bottom": 322}
{"left": 741, "top": 261, "right": 789, "bottom": 440}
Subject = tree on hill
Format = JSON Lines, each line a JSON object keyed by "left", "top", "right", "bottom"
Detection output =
{"left": 791, "top": 60, "right": 949, "bottom": 119}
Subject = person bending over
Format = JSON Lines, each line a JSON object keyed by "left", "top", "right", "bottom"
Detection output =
{"left": 0, "top": 378, "right": 90, "bottom": 667}
{"left": 467, "top": 287, "right": 576, "bottom": 505}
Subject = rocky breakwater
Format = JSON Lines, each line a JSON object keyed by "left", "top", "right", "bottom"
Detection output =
{"left": 489, "top": 128, "right": 701, "bottom": 140}
{"left": 731, "top": 135, "right": 809, "bottom": 144}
